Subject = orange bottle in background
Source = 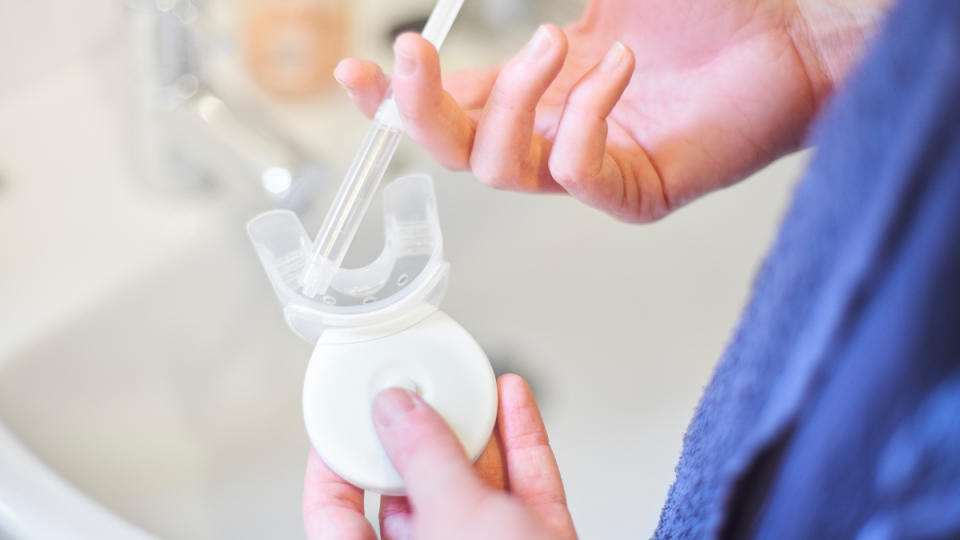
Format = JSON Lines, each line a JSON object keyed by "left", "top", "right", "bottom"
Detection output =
{"left": 243, "top": 0, "right": 349, "bottom": 98}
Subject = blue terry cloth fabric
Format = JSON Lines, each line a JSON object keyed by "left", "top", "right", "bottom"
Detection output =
{"left": 653, "top": 0, "right": 960, "bottom": 538}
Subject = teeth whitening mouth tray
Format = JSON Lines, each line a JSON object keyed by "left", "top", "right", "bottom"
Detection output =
{"left": 246, "top": 0, "right": 497, "bottom": 495}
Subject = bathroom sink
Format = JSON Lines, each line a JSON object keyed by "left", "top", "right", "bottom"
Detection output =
{"left": 0, "top": 30, "right": 316, "bottom": 538}
{"left": 0, "top": 225, "right": 313, "bottom": 540}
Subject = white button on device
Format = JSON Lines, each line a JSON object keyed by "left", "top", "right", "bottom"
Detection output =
{"left": 374, "top": 375, "right": 420, "bottom": 396}
{"left": 303, "top": 310, "right": 498, "bottom": 495}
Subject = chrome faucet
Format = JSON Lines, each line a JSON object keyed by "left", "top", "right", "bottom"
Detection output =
{"left": 125, "top": 0, "right": 327, "bottom": 211}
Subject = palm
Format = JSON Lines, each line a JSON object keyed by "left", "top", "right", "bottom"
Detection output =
{"left": 522, "top": 0, "right": 815, "bottom": 212}
{"left": 337, "top": 0, "right": 819, "bottom": 220}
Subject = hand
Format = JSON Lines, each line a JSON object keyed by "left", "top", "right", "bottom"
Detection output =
{"left": 303, "top": 374, "right": 576, "bottom": 540}
{"left": 333, "top": 0, "right": 881, "bottom": 222}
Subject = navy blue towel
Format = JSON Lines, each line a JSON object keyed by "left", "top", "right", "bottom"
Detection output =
{"left": 654, "top": 0, "right": 960, "bottom": 538}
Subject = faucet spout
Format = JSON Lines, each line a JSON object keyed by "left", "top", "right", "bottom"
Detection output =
{"left": 126, "top": 0, "right": 328, "bottom": 211}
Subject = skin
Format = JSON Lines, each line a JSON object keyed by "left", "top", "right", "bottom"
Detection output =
{"left": 307, "top": 1, "right": 888, "bottom": 538}
{"left": 304, "top": 375, "right": 575, "bottom": 540}
{"left": 331, "top": 0, "right": 869, "bottom": 222}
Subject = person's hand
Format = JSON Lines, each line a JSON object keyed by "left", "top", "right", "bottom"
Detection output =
{"left": 303, "top": 374, "right": 576, "bottom": 540}
{"left": 333, "top": 0, "right": 884, "bottom": 222}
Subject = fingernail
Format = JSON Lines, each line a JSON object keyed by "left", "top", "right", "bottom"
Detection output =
{"left": 599, "top": 42, "right": 628, "bottom": 72}
{"left": 333, "top": 70, "right": 350, "bottom": 90}
{"left": 523, "top": 25, "right": 555, "bottom": 63}
{"left": 372, "top": 388, "right": 416, "bottom": 427}
{"left": 394, "top": 46, "right": 416, "bottom": 77}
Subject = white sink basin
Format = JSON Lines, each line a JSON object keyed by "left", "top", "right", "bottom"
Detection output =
{"left": 0, "top": 228, "right": 312, "bottom": 540}
{"left": 0, "top": 7, "right": 806, "bottom": 538}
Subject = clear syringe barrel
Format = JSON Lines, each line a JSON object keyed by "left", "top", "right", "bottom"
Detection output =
{"left": 301, "top": 105, "right": 403, "bottom": 298}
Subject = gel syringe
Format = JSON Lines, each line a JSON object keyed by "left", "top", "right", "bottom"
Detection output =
{"left": 300, "top": 0, "right": 464, "bottom": 298}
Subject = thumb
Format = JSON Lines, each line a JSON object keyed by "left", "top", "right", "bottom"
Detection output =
{"left": 372, "top": 388, "right": 489, "bottom": 513}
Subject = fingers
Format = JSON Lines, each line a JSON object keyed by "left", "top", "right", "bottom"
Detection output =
{"left": 303, "top": 449, "right": 376, "bottom": 540}
{"left": 371, "top": 388, "right": 491, "bottom": 516}
{"left": 334, "top": 59, "right": 390, "bottom": 118}
{"left": 333, "top": 55, "right": 497, "bottom": 127}
{"left": 496, "top": 374, "right": 575, "bottom": 536}
{"left": 378, "top": 495, "right": 413, "bottom": 540}
{"left": 470, "top": 25, "right": 568, "bottom": 192}
{"left": 549, "top": 42, "right": 637, "bottom": 214}
{"left": 336, "top": 26, "right": 577, "bottom": 195}
{"left": 391, "top": 33, "right": 478, "bottom": 170}
{"left": 337, "top": 29, "right": 637, "bottom": 208}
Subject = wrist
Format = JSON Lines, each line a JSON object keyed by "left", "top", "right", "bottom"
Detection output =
{"left": 788, "top": 0, "right": 892, "bottom": 106}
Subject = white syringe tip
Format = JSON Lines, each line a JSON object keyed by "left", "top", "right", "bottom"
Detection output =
{"left": 421, "top": 0, "right": 465, "bottom": 50}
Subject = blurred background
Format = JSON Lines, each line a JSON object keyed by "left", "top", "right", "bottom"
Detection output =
{"left": 0, "top": 1, "right": 808, "bottom": 538}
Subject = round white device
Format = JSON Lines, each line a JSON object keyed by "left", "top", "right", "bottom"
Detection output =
{"left": 302, "top": 310, "right": 498, "bottom": 494}
{"left": 248, "top": 174, "right": 494, "bottom": 493}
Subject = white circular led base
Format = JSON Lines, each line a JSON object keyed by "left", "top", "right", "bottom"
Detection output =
{"left": 303, "top": 310, "right": 498, "bottom": 494}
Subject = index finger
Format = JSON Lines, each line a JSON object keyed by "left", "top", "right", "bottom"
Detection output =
{"left": 391, "top": 33, "right": 478, "bottom": 171}
{"left": 303, "top": 449, "right": 376, "bottom": 540}
{"left": 333, "top": 59, "right": 497, "bottom": 118}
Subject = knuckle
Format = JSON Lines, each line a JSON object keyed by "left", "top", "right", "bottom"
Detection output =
{"left": 548, "top": 158, "right": 580, "bottom": 188}
{"left": 505, "top": 428, "right": 550, "bottom": 451}
{"left": 470, "top": 159, "right": 516, "bottom": 190}
{"left": 562, "top": 98, "right": 607, "bottom": 125}
{"left": 438, "top": 134, "right": 474, "bottom": 172}
{"left": 525, "top": 488, "right": 568, "bottom": 509}
{"left": 548, "top": 146, "right": 606, "bottom": 191}
{"left": 396, "top": 99, "right": 429, "bottom": 123}
{"left": 394, "top": 90, "right": 443, "bottom": 124}
{"left": 440, "top": 152, "right": 471, "bottom": 172}
{"left": 489, "top": 80, "right": 536, "bottom": 116}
